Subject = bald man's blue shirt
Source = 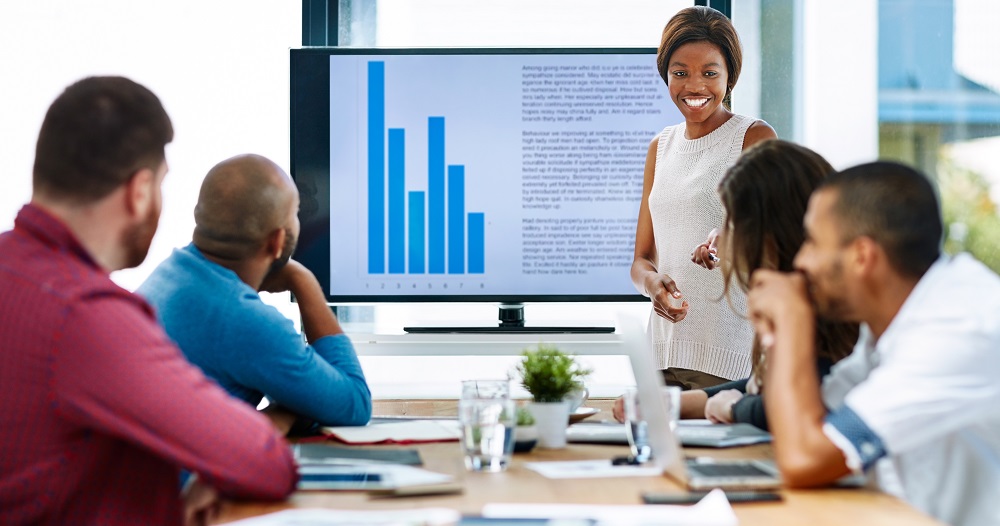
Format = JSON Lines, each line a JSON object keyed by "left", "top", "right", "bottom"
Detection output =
{"left": 138, "top": 244, "right": 371, "bottom": 426}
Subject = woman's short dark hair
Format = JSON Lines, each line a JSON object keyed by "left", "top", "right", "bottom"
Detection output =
{"left": 657, "top": 6, "right": 743, "bottom": 106}
{"left": 718, "top": 140, "right": 858, "bottom": 383}
{"left": 33, "top": 76, "right": 174, "bottom": 203}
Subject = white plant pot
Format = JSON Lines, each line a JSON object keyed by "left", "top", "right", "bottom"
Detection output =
{"left": 527, "top": 401, "right": 571, "bottom": 449}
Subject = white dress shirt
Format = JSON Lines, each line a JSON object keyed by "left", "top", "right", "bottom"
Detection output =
{"left": 821, "top": 254, "right": 1000, "bottom": 526}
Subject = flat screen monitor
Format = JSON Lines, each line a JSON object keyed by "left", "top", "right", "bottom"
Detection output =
{"left": 290, "top": 48, "right": 682, "bottom": 316}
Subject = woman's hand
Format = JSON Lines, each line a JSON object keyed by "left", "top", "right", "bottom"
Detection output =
{"left": 704, "top": 389, "right": 743, "bottom": 424}
{"left": 645, "top": 273, "right": 689, "bottom": 323}
{"left": 691, "top": 228, "right": 720, "bottom": 270}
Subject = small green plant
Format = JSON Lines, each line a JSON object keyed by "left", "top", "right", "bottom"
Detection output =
{"left": 516, "top": 406, "right": 536, "bottom": 426}
{"left": 516, "top": 344, "right": 592, "bottom": 403}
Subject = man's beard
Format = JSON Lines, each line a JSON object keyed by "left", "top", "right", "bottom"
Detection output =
{"left": 265, "top": 228, "right": 298, "bottom": 278}
{"left": 805, "top": 258, "right": 852, "bottom": 320}
{"left": 121, "top": 202, "right": 160, "bottom": 269}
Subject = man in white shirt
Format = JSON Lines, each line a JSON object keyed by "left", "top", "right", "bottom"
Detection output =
{"left": 747, "top": 161, "right": 1000, "bottom": 526}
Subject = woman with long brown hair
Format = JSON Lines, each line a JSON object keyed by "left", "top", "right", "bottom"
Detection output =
{"left": 692, "top": 140, "right": 858, "bottom": 429}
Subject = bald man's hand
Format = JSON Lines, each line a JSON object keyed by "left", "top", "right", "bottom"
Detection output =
{"left": 259, "top": 259, "right": 311, "bottom": 295}
{"left": 260, "top": 259, "right": 343, "bottom": 342}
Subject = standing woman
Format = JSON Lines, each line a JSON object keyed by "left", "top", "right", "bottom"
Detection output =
{"left": 632, "top": 7, "right": 776, "bottom": 389}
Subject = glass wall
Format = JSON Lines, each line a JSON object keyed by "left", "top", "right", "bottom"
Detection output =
{"left": 878, "top": 0, "right": 1000, "bottom": 271}
{"left": 750, "top": 0, "right": 1000, "bottom": 271}
{"left": 332, "top": 0, "right": 1000, "bottom": 328}
{"left": 330, "top": 1, "right": 1000, "bottom": 399}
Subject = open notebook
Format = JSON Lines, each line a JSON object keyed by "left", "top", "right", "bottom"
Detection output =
{"left": 322, "top": 419, "right": 462, "bottom": 445}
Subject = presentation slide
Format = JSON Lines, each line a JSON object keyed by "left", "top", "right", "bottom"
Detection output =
{"left": 327, "top": 52, "right": 681, "bottom": 296}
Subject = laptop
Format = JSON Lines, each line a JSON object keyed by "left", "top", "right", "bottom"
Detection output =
{"left": 617, "top": 314, "right": 782, "bottom": 491}
{"left": 567, "top": 421, "right": 772, "bottom": 449}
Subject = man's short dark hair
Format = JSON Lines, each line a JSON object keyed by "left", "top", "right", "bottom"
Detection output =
{"left": 33, "top": 76, "right": 174, "bottom": 203}
{"left": 820, "top": 161, "right": 942, "bottom": 279}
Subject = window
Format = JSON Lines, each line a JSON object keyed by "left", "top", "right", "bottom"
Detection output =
{"left": 878, "top": 0, "right": 1000, "bottom": 271}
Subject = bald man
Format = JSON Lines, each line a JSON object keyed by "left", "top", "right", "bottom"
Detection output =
{"left": 139, "top": 154, "right": 372, "bottom": 431}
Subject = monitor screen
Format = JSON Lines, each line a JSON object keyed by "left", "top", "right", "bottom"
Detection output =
{"left": 291, "top": 48, "right": 682, "bottom": 303}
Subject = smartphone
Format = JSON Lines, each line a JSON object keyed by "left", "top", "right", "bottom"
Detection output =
{"left": 642, "top": 491, "right": 782, "bottom": 505}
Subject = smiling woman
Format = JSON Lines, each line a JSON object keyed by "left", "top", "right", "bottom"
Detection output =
{"left": 630, "top": 6, "right": 777, "bottom": 391}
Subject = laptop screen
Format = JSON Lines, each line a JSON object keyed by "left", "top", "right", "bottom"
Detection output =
{"left": 617, "top": 314, "right": 689, "bottom": 485}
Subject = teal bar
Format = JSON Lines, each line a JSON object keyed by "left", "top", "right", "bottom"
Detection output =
{"left": 409, "top": 191, "right": 425, "bottom": 273}
{"left": 448, "top": 165, "right": 465, "bottom": 274}
{"left": 468, "top": 213, "right": 484, "bottom": 274}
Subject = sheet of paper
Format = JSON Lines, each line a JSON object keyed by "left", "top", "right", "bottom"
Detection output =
{"left": 219, "top": 507, "right": 460, "bottom": 526}
{"left": 525, "top": 460, "right": 663, "bottom": 479}
{"left": 482, "top": 489, "right": 737, "bottom": 526}
{"left": 322, "top": 419, "right": 462, "bottom": 445}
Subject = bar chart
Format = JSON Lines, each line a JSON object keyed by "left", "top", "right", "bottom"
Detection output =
{"left": 366, "top": 61, "right": 485, "bottom": 276}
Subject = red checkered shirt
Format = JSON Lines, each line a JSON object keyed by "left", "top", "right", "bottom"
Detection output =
{"left": 0, "top": 204, "right": 297, "bottom": 525}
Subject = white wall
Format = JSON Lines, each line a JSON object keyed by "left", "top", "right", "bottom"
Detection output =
{"left": 374, "top": 0, "right": 691, "bottom": 47}
{"left": 0, "top": 1, "right": 301, "bottom": 291}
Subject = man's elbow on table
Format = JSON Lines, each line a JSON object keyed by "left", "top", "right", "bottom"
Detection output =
{"left": 213, "top": 440, "right": 299, "bottom": 500}
{"left": 314, "top": 384, "right": 373, "bottom": 427}
{"left": 775, "top": 443, "right": 852, "bottom": 488}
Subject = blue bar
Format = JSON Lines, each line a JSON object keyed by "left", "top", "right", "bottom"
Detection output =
{"left": 409, "top": 192, "right": 426, "bottom": 274}
{"left": 468, "top": 213, "right": 484, "bottom": 274}
{"left": 388, "top": 128, "right": 405, "bottom": 274}
{"left": 367, "top": 61, "right": 385, "bottom": 274}
{"left": 428, "top": 117, "right": 445, "bottom": 274}
{"left": 448, "top": 165, "right": 465, "bottom": 274}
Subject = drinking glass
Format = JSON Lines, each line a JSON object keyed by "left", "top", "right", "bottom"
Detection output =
{"left": 461, "top": 379, "right": 510, "bottom": 400}
{"left": 623, "top": 385, "right": 681, "bottom": 463}
{"left": 459, "top": 396, "right": 516, "bottom": 472}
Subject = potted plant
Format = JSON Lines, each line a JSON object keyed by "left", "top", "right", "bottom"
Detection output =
{"left": 513, "top": 406, "right": 538, "bottom": 453}
{"left": 516, "top": 344, "right": 592, "bottom": 448}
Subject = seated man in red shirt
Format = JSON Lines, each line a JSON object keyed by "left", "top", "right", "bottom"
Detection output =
{"left": 0, "top": 76, "right": 297, "bottom": 525}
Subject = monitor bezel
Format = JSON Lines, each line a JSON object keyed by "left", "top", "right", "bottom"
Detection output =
{"left": 290, "top": 46, "right": 656, "bottom": 304}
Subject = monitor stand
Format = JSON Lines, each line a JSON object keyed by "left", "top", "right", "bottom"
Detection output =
{"left": 403, "top": 303, "right": 615, "bottom": 334}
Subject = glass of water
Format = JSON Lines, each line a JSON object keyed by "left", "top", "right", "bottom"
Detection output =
{"left": 461, "top": 379, "right": 510, "bottom": 400}
{"left": 459, "top": 396, "right": 516, "bottom": 472}
{"left": 623, "top": 385, "right": 681, "bottom": 463}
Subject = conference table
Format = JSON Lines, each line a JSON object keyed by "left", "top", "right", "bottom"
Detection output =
{"left": 213, "top": 438, "right": 942, "bottom": 525}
